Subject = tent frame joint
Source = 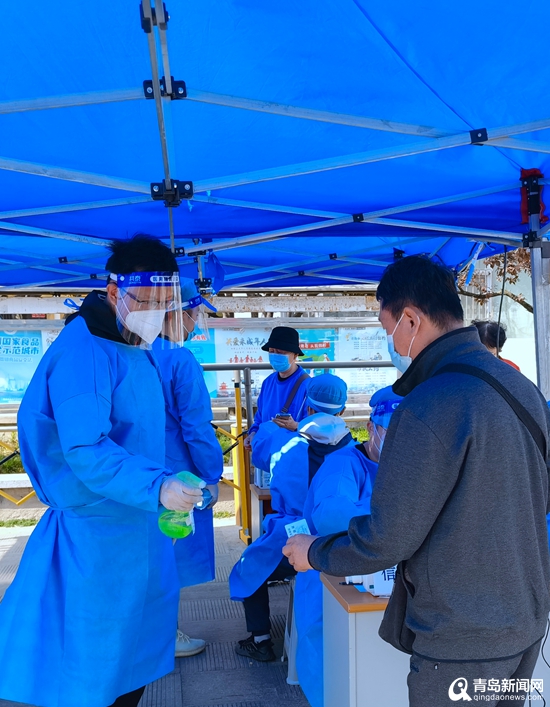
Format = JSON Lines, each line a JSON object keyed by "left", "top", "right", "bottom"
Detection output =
{"left": 352, "top": 213, "right": 364, "bottom": 222}
{"left": 150, "top": 179, "right": 193, "bottom": 206}
{"left": 143, "top": 77, "right": 186, "bottom": 100}
{"left": 470, "top": 128, "right": 488, "bottom": 144}
{"left": 140, "top": 1, "right": 170, "bottom": 33}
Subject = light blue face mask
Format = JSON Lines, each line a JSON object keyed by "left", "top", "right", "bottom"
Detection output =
{"left": 269, "top": 352, "right": 292, "bottom": 373}
{"left": 386, "top": 313, "right": 419, "bottom": 373}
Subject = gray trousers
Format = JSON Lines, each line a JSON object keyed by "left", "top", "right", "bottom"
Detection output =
{"left": 408, "top": 640, "right": 543, "bottom": 707}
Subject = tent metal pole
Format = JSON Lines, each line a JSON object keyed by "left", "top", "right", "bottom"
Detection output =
{"left": 0, "top": 253, "right": 105, "bottom": 281}
{"left": 489, "top": 138, "right": 550, "bottom": 154}
{"left": 0, "top": 196, "right": 151, "bottom": 220}
{"left": 0, "top": 89, "right": 143, "bottom": 115}
{"left": 374, "top": 217, "right": 522, "bottom": 241}
{"left": 0, "top": 156, "right": 150, "bottom": 193}
{"left": 2, "top": 274, "right": 107, "bottom": 290}
{"left": 193, "top": 182, "right": 519, "bottom": 220}
{"left": 529, "top": 212, "right": 550, "bottom": 397}
{"left": 141, "top": 0, "right": 172, "bottom": 189}
{"left": 185, "top": 212, "right": 521, "bottom": 256}
{"left": 229, "top": 256, "right": 388, "bottom": 288}
{"left": 141, "top": 0, "right": 179, "bottom": 249}
{"left": 184, "top": 216, "right": 353, "bottom": 255}
{"left": 0, "top": 251, "right": 104, "bottom": 275}
{"left": 184, "top": 89, "right": 451, "bottom": 137}
{"left": 429, "top": 238, "right": 452, "bottom": 258}
{"left": 194, "top": 118, "right": 550, "bottom": 193}
{"left": 0, "top": 221, "right": 108, "bottom": 246}
{"left": 223, "top": 244, "right": 391, "bottom": 282}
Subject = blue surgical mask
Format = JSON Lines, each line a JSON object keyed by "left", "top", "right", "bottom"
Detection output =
{"left": 269, "top": 352, "right": 292, "bottom": 372}
{"left": 386, "top": 314, "right": 418, "bottom": 373}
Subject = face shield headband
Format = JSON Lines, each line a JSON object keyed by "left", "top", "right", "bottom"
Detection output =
{"left": 182, "top": 294, "right": 217, "bottom": 342}
{"left": 112, "top": 271, "right": 183, "bottom": 349}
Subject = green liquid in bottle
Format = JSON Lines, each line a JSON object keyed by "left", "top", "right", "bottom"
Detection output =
{"left": 158, "top": 470, "right": 206, "bottom": 539}
{"left": 158, "top": 510, "right": 194, "bottom": 539}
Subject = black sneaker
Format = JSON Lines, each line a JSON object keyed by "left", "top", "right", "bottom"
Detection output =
{"left": 235, "top": 634, "right": 276, "bottom": 662}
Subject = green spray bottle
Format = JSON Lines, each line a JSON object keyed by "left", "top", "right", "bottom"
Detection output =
{"left": 158, "top": 470, "right": 210, "bottom": 539}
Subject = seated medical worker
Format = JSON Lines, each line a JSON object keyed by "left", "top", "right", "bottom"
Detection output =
{"left": 0, "top": 236, "right": 204, "bottom": 707}
{"left": 244, "top": 326, "right": 309, "bottom": 451}
{"left": 153, "top": 278, "right": 223, "bottom": 658}
{"left": 230, "top": 374, "right": 354, "bottom": 662}
{"left": 292, "top": 385, "right": 402, "bottom": 707}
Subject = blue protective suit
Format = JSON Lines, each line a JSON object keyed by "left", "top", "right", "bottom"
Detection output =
{"left": 247, "top": 367, "right": 310, "bottom": 437}
{"left": 0, "top": 316, "right": 179, "bottom": 707}
{"left": 153, "top": 340, "right": 224, "bottom": 587}
{"left": 295, "top": 445, "right": 377, "bottom": 707}
{"left": 229, "top": 415, "right": 353, "bottom": 601}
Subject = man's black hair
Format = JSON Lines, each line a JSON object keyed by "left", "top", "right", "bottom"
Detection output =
{"left": 472, "top": 320, "right": 507, "bottom": 351}
{"left": 106, "top": 234, "right": 178, "bottom": 275}
{"left": 376, "top": 255, "right": 464, "bottom": 329}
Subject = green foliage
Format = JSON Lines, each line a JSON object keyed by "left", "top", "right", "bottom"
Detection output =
{"left": 350, "top": 426, "right": 369, "bottom": 443}
{"left": 0, "top": 432, "right": 24, "bottom": 474}
{"left": 213, "top": 510, "right": 235, "bottom": 519}
{"left": 0, "top": 519, "right": 38, "bottom": 527}
{"left": 0, "top": 453, "right": 24, "bottom": 474}
{"left": 216, "top": 429, "right": 235, "bottom": 464}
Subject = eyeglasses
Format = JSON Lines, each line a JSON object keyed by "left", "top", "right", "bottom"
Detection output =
{"left": 121, "top": 288, "right": 177, "bottom": 311}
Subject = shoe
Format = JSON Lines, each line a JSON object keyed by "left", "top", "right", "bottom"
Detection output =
{"left": 235, "top": 634, "right": 276, "bottom": 662}
{"left": 175, "top": 630, "right": 206, "bottom": 657}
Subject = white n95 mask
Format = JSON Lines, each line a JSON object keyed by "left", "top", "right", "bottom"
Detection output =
{"left": 123, "top": 308, "right": 166, "bottom": 345}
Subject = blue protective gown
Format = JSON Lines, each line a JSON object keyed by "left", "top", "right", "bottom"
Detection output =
{"left": 0, "top": 317, "right": 179, "bottom": 707}
{"left": 295, "top": 445, "right": 377, "bottom": 707}
{"left": 247, "top": 367, "right": 310, "bottom": 437}
{"left": 229, "top": 415, "right": 353, "bottom": 601}
{"left": 153, "top": 340, "right": 224, "bottom": 587}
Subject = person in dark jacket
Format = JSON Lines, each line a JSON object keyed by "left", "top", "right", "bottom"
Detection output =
{"left": 284, "top": 255, "right": 550, "bottom": 706}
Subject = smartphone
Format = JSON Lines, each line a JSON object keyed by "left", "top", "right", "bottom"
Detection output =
{"left": 275, "top": 413, "right": 291, "bottom": 419}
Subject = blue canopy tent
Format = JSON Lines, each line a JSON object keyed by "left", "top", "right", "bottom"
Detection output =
{"left": 0, "top": 1, "right": 549, "bottom": 388}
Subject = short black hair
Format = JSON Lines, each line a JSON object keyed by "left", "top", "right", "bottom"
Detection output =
{"left": 106, "top": 235, "right": 178, "bottom": 274}
{"left": 376, "top": 255, "right": 464, "bottom": 328}
{"left": 472, "top": 320, "right": 507, "bottom": 351}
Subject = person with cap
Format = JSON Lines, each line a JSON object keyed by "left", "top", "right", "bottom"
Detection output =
{"left": 243, "top": 326, "right": 310, "bottom": 451}
{"left": 0, "top": 235, "right": 204, "bottom": 707}
{"left": 230, "top": 373, "right": 354, "bottom": 662}
{"left": 292, "top": 385, "right": 402, "bottom": 707}
{"left": 153, "top": 277, "right": 223, "bottom": 659}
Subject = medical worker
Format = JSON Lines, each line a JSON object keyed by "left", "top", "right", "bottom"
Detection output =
{"left": 244, "top": 326, "right": 309, "bottom": 451}
{"left": 294, "top": 385, "right": 402, "bottom": 707}
{"left": 0, "top": 236, "right": 204, "bottom": 707}
{"left": 230, "top": 374, "right": 353, "bottom": 661}
{"left": 153, "top": 278, "right": 223, "bottom": 658}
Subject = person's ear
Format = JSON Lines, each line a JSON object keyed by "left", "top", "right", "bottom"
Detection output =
{"left": 367, "top": 420, "right": 374, "bottom": 436}
{"left": 106, "top": 282, "right": 118, "bottom": 309}
{"left": 401, "top": 306, "right": 422, "bottom": 335}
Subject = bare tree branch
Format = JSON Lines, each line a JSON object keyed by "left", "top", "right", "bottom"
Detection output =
{"left": 457, "top": 286, "right": 533, "bottom": 314}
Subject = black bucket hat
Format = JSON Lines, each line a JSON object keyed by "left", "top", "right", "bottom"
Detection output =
{"left": 261, "top": 326, "right": 304, "bottom": 356}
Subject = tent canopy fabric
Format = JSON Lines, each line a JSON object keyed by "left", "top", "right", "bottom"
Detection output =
{"left": 0, "top": 1, "right": 548, "bottom": 290}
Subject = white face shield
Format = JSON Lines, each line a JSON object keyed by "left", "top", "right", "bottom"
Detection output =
{"left": 112, "top": 271, "right": 184, "bottom": 349}
{"left": 181, "top": 293, "right": 217, "bottom": 342}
